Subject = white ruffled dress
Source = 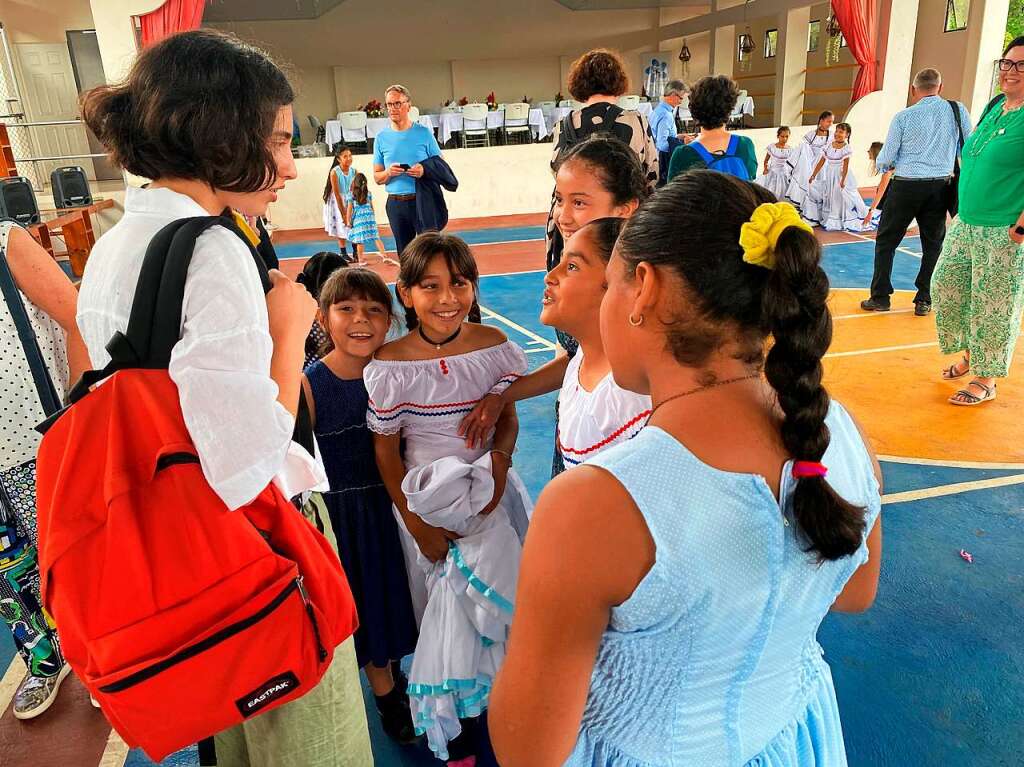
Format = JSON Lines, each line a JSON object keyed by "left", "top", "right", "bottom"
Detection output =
{"left": 400, "top": 454, "right": 521, "bottom": 760}
{"left": 802, "top": 144, "right": 869, "bottom": 232}
{"left": 557, "top": 350, "right": 652, "bottom": 468}
{"left": 785, "top": 130, "right": 832, "bottom": 205}
{"left": 754, "top": 144, "right": 795, "bottom": 200}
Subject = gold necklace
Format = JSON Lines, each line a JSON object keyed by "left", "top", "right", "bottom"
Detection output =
{"left": 645, "top": 372, "right": 761, "bottom": 426}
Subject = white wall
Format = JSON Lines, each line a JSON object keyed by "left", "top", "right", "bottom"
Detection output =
{"left": 2, "top": 0, "right": 96, "bottom": 42}
{"left": 292, "top": 66, "right": 338, "bottom": 143}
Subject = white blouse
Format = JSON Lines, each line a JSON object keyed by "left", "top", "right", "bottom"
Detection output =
{"left": 557, "top": 350, "right": 652, "bottom": 468}
{"left": 77, "top": 186, "right": 323, "bottom": 509}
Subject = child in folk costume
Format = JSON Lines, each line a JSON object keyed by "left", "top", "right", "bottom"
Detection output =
{"left": 785, "top": 111, "right": 834, "bottom": 205}
{"left": 366, "top": 233, "right": 532, "bottom": 766}
{"left": 754, "top": 126, "right": 795, "bottom": 199}
{"left": 804, "top": 122, "right": 870, "bottom": 232}
{"left": 322, "top": 145, "right": 357, "bottom": 257}
{"left": 459, "top": 218, "right": 651, "bottom": 471}
{"left": 300, "top": 267, "right": 419, "bottom": 745}
{"left": 862, "top": 141, "right": 891, "bottom": 228}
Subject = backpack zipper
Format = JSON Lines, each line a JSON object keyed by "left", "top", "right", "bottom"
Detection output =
{"left": 99, "top": 575, "right": 325, "bottom": 693}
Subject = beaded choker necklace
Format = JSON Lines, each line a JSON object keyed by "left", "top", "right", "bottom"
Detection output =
{"left": 418, "top": 324, "right": 462, "bottom": 350}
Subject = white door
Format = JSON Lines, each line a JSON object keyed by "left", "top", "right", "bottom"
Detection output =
{"left": 15, "top": 42, "right": 95, "bottom": 185}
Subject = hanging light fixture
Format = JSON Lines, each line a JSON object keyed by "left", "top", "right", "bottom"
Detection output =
{"left": 678, "top": 40, "right": 691, "bottom": 62}
{"left": 737, "top": 0, "right": 756, "bottom": 72}
{"left": 825, "top": 11, "right": 843, "bottom": 65}
{"left": 825, "top": 12, "right": 842, "bottom": 38}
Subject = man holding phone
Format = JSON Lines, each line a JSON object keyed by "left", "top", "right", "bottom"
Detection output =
{"left": 373, "top": 84, "right": 443, "bottom": 258}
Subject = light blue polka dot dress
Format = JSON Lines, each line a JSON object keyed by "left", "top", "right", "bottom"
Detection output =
{"left": 567, "top": 400, "right": 881, "bottom": 767}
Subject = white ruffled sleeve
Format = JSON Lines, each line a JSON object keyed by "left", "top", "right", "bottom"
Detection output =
{"left": 485, "top": 341, "right": 528, "bottom": 396}
{"left": 364, "top": 358, "right": 407, "bottom": 435}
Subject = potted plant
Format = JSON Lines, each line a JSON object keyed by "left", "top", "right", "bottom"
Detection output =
{"left": 486, "top": 91, "right": 498, "bottom": 111}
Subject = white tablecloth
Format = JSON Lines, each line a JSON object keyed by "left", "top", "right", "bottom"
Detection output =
{"left": 435, "top": 108, "right": 548, "bottom": 144}
{"left": 325, "top": 117, "right": 393, "bottom": 146}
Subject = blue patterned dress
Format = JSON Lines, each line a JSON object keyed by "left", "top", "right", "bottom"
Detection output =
{"left": 305, "top": 360, "right": 418, "bottom": 668}
{"left": 349, "top": 192, "right": 381, "bottom": 246}
{"left": 566, "top": 400, "right": 881, "bottom": 766}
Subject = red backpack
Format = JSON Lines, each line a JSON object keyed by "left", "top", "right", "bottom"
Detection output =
{"left": 35, "top": 214, "right": 358, "bottom": 761}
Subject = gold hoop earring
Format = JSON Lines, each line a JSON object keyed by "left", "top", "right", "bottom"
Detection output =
{"left": 628, "top": 313, "right": 644, "bottom": 327}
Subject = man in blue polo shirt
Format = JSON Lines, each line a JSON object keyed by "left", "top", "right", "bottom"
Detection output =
{"left": 373, "top": 84, "right": 443, "bottom": 258}
{"left": 648, "top": 80, "right": 689, "bottom": 186}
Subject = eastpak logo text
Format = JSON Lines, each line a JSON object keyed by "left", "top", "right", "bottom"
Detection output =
{"left": 235, "top": 671, "right": 300, "bottom": 718}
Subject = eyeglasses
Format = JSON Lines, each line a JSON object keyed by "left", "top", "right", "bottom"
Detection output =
{"left": 385, "top": 101, "right": 409, "bottom": 109}
{"left": 997, "top": 59, "right": 1024, "bottom": 73}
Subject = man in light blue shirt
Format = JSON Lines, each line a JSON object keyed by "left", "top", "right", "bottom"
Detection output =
{"left": 373, "top": 84, "right": 443, "bottom": 257}
{"left": 649, "top": 80, "right": 689, "bottom": 186}
{"left": 863, "top": 68, "right": 972, "bottom": 315}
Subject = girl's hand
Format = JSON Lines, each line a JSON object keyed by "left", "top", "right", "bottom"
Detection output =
{"left": 1010, "top": 223, "right": 1024, "bottom": 245}
{"left": 266, "top": 269, "right": 317, "bottom": 349}
{"left": 408, "top": 518, "right": 460, "bottom": 563}
{"left": 840, "top": 177, "right": 847, "bottom": 189}
{"left": 458, "top": 393, "right": 505, "bottom": 448}
{"left": 808, "top": 175, "right": 816, "bottom": 184}
{"left": 479, "top": 451, "right": 512, "bottom": 516}
{"left": 863, "top": 210, "right": 875, "bottom": 228}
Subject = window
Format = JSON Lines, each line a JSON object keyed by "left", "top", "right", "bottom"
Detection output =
{"left": 840, "top": 33, "right": 848, "bottom": 48}
{"left": 945, "top": 0, "right": 970, "bottom": 31}
{"left": 764, "top": 29, "right": 778, "bottom": 58}
{"left": 808, "top": 20, "right": 820, "bottom": 52}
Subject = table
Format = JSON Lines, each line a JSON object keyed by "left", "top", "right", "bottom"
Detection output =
{"left": 435, "top": 108, "right": 549, "bottom": 145}
{"left": 324, "top": 117, "right": 392, "bottom": 147}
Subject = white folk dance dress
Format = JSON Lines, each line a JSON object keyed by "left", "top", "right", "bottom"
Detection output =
{"left": 755, "top": 144, "right": 795, "bottom": 200}
{"left": 785, "top": 129, "right": 832, "bottom": 205}
{"left": 323, "top": 166, "right": 356, "bottom": 239}
{"left": 364, "top": 339, "right": 533, "bottom": 620}
{"left": 802, "top": 143, "right": 869, "bottom": 232}
{"left": 557, "top": 350, "right": 652, "bottom": 468}
{"left": 400, "top": 453, "right": 520, "bottom": 760}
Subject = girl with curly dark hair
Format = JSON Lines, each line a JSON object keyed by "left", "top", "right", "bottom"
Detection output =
{"left": 666, "top": 74, "right": 758, "bottom": 182}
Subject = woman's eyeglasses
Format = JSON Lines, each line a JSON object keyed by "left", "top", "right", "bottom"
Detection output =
{"left": 997, "top": 59, "right": 1024, "bottom": 73}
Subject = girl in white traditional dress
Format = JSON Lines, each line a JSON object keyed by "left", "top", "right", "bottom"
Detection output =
{"left": 459, "top": 218, "right": 651, "bottom": 471}
{"left": 804, "top": 122, "right": 870, "bottom": 231}
{"left": 785, "top": 110, "right": 834, "bottom": 205}
{"left": 755, "top": 126, "right": 794, "bottom": 198}
{"left": 322, "top": 145, "right": 357, "bottom": 257}
{"left": 365, "top": 232, "right": 531, "bottom": 766}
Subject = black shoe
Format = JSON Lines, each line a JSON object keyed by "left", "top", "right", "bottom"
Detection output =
{"left": 860, "top": 298, "right": 891, "bottom": 312}
{"left": 915, "top": 300, "right": 932, "bottom": 316}
{"left": 375, "top": 687, "right": 418, "bottom": 745}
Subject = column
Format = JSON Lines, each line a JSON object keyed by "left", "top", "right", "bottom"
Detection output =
{"left": 774, "top": 5, "right": 810, "bottom": 125}
{"left": 960, "top": 0, "right": 1011, "bottom": 117}
{"left": 89, "top": 0, "right": 164, "bottom": 84}
{"left": 713, "top": 24, "right": 735, "bottom": 77}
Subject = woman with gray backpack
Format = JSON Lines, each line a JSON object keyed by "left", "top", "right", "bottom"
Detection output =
{"left": 0, "top": 220, "right": 89, "bottom": 719}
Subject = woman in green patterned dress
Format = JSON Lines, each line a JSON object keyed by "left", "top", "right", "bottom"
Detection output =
{"left": 932, "top": 36, "right": 1024, "bottom": 406}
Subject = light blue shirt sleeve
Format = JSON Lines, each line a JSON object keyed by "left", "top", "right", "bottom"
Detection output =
{"left": 875, "top": 113, "right": 902, "bottom": 172}
{"left": 959, "top": 103, "right": 974, "bottom": 144}
{"left": 653, "top": 108, "right": 675, "bottom": 153}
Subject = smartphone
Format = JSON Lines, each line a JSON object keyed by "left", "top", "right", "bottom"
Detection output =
{"left": 399, "top": 163, "right": 411, "bottom": 170}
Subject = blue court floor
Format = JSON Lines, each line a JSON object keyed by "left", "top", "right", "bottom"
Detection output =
{"left": 4, "top": 233, "right": 1021, "bottom": 766}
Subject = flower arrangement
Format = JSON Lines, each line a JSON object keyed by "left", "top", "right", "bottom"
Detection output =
{"left": 358, "top": 99, "right": 385, "bottom": 118}
{"left": 458, "top": 96, "right": 469, "bottom": 107}
{"left": 555, "top": 91, "right": 564, "bottom": 105}
{"left": 486, "top": 91, "right": 498, "bottom": 111}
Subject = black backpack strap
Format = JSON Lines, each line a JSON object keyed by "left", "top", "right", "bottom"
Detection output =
{"left": 0, "top": 220, "right": 62, "bottom": 416}
{"left": 979, "top": 95, "right": 1004, "bottom": 125}
{"left": 948, "top": 99, "right": 965, "bottom": 152}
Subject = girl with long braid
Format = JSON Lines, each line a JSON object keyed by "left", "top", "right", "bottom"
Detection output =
{"left": 491, "top": 170, "right": 882, "bottom": 767}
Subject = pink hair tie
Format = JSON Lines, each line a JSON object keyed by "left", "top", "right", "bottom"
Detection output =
{"left": 792, "top": 460, "right": 828, "bottom": 479}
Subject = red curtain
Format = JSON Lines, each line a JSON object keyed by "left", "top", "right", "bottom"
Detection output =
{"left": 830, "top": 0, "right": 878, "bottom": 101}
{"left": 138, "top": 0, "right": 205, "bottom": 47}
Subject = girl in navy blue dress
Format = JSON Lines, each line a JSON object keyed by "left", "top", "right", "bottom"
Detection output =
{"left": 301, "top": 266, "right": 419, "bottom": 744}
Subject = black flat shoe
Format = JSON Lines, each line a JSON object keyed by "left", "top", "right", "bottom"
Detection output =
{"left": 915, "top": 300, "right": 932, "bottom": 316}
{"left": 376, "top": 687, "right": 418, "bottom": 745}
{"left": 860, "top": 298, "right": 891, "bottom": 312}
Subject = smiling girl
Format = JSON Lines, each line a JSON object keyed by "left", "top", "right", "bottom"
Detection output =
{"left": 365, "top": 232, "right": 532, "bottom": 765}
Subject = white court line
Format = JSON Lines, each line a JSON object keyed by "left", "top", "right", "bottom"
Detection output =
{"left": 98, "top": 728, "right": 130, "bottom": 767}
{"left": 824, "top": 340, "right": 939, "bottom": 358}
{"left": 879, "top": 454, "right": 1024, "bottom": 470}
{"left": 0, "top": 654, "right": 23, "bottom": 715}
{"left": 479, "top": 305, "right": 557, "bottom": 353}
{"left": 882, "top": 473, "right": 1024, "bottom": 505}
{"left": 847, "top": 231, "right": 923, "bottom": 259}
{"left": 832, "top": 308, "right": 916, "bottom": 320}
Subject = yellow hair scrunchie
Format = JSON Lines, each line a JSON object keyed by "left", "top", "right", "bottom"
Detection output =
{"left": 738, "top": 202, "right": 813, "bottom": 270}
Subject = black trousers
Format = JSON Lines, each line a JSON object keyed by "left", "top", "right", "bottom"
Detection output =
{"left": 870, "top": 178, "right": 949, "bottom": 304}
{"left": 384, "top": 195, "right": 419, "bottom": 260}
